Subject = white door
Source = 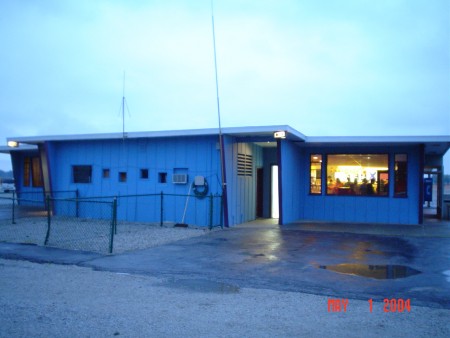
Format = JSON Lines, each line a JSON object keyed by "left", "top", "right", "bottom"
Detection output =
{"left": 271, "top": 165, "right": 279, "bottom": 218}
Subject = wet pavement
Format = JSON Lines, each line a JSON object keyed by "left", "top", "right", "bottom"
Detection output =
{"left": 1, "top": 220, "right": 449, "bottom": 309}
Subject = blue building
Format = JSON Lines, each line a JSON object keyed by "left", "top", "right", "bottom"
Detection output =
{"left": 2, "top": 125, "right": 449, "bottom": 226}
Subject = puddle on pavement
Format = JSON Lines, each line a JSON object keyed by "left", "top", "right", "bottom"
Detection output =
{"left": 316, "top": 263, "right": 421, "bottom": 279}
{"left": 164, "top": 279, "right": 240, "bottom": 294}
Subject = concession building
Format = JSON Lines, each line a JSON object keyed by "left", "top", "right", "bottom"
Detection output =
{"left": 2, "top": 125, "right": 449, "bottom": 226}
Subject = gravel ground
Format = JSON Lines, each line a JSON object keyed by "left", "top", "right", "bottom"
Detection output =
{"left": 0, "top": 259, "right": 449, "bottom": 338}
{"left": 0, "top": 217, "right": 211, "bottom": 254}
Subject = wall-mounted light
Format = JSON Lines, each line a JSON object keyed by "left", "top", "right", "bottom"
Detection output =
{"left": 7, "top": 141, "right": 19, "bottom": 148}
{"left": 274, "top": 131, "right": 287, "bottom": 139}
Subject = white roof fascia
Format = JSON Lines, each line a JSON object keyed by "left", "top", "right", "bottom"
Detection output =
{"left": 306, "top": 135, "right": 450, "bottom": 144}
{"left": 7, "top": 125, "right": 307, "bottom": 145}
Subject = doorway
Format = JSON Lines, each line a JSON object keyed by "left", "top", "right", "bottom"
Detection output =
{"left": 256, "top": 168, "right": 264, "bottom": 218}
{"left": 271, "top": 165, "right": 279, "bottom": 219}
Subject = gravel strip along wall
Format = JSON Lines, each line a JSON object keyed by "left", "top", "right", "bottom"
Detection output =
{"left": 0, "top": 219, "right": 211, "bottom": 254}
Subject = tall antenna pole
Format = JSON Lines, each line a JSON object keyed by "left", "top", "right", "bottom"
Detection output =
{"left": 122, "top": 71, "right": 126, "bottom": 139}
{"left": 211, "top": 0, "right": 229, "bottom": 227}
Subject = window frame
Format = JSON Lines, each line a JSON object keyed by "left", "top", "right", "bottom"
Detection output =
{"left": 309, "top": 154, "right": 322, "bottom": 195}
{"left": 394, "top": 154, "right": 408, "bottom": 198}
{"left": 325, "top": 153, "right": 389, "bottom": 197}
{"left": 72, "top": 165, "right": 92, "bottom": 184}
{"left": 158, "top": 172, "right": 167, "bottom": 184}
{"left": 119, "top": 171, "right": 127, "bottom": 183}
{"left": 140, "top": 169, "right": 149, "bottom": 179}
{"left": 102, "top": 168, "right": 110, "bottom": 179}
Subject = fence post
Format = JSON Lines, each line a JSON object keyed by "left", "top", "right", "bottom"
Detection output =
{"left": 44, "top": 195, "right": 51, "bottom": 245}
{"left": 209, "top": 193, "right": 213, "bottom": 230}
{"left": 109, "top": 198, "right": 117, "bottom": 254}
{"left": 113, "top": 197, "right": 118, "bottom": 235}
{"left": 11, "top": 190, "right": 16, "bottom": 224}
{"left": 160, "top": 191, "right": 164, "bottom": 227}
{"left": 75, "top": 189, "right": 79, "bottom": 218}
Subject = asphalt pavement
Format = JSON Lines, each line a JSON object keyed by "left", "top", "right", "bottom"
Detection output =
{"left": 1, "top": 219, "right": 449, "bottom": 309}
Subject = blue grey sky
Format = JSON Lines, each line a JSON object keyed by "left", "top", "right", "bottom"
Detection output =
{"left": 1, "top": 0, "right": 449, "bottom": 171}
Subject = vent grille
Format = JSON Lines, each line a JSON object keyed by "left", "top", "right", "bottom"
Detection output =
{"left": 237, "top": 153, "right": 253, "bottom": 177}
{"left": 173, "top": 174, "right": 188, "bottom": 184}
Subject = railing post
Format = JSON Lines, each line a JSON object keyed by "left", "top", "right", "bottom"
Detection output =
{"left": 44, "top": 195, "right": 51, "bottom": 245}
{"left": 160, "top": 191, "right": 164, "bottom": 227}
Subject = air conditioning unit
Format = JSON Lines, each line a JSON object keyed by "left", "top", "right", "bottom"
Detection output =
{"left": 172, "top": 174, "right": 188, "bottom": 184}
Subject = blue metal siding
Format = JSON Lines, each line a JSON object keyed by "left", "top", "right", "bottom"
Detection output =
{"left": 223, "top": 139, "right": 263, "bottom": 226}
{"left": 47, "top": 136, "right": 222, "bottom": 226}
{"left": 282, "top": 142, "right": 423, "bottom": 225}
{"left": 279, "top": 140, "right": 306, "bottom": 224}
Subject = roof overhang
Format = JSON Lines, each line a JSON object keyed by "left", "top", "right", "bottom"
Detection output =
{"left": 6, "top": 125, "right": 307, "bottom": 146}
{"left": 0, "top": 144, "right": 39, "bottom": 154}
{"left": 304, "top": 135, "right": 450, "bottom": 157}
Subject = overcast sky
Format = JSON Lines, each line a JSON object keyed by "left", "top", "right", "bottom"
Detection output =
{"left": 1, "top": 0, "right": 449, "bottom": 172}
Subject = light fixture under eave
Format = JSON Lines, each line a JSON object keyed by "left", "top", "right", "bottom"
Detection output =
{"left": 274, "top": 131, "right": 287, "bottom": 139}
{"left": 7, "top": 141, "right": 19, "bottom": 148}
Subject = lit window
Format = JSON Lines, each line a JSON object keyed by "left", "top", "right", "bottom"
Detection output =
{"left": 310, "top": 154, "right": 322, "bottom": 194}
{"left": 326, "top": 154, "right": 389, "bottom": 196}
{"left": 73, "top": 165, "right": 92, "bottom": 183}
{"left": 394, "top": 154, "right": 407, "bottom": 197}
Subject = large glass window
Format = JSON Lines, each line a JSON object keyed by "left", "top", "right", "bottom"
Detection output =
{"left": 73, "top": 165, "right": 92, "bottom": 183}
{"left": 326, "top": 154, "right": 389, "bottom": 196}
{"left": 310, "top": 154, "right": 322, "bottom": 194}
{"left": 394, "top": 154, "right": 407, "bottom": 197}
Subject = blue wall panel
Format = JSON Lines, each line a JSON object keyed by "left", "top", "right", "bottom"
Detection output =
{"left": 282, "top": 142, "right": 423, "bottom": 225}
{"left": 224, "top": 139, "right": 263, "bottom": 225}
{"left": 47, "top": 136, "right": 222, "bottom": 226}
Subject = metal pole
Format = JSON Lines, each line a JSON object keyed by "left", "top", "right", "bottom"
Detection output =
{"left": 11, "top": 190, "right": 16, "bottom": 224}
{"left": 113, "top": 197, "right": 118, "bottom": 235}
{"left": 76, "top": 189, "right": 79, "bottom": 218}
{"left": 109, "top": 198, "right": 117, "bottom": 254}
{"left": 211, "top": 0, "right": 229, "bottom": 227}
{"left": 44, "top": 195, "right": 51, "bottom": 245}
{"left": 160, "top": 191, "right": 164, "bottom": 227}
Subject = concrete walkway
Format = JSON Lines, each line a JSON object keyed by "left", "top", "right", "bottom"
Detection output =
{"left": 239, "top": 217, "right": 450, "bottom": 237}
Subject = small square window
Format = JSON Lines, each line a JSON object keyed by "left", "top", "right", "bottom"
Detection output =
{"left": 119, "top": 172, "right": 127, "bottom": 183}
{"left": 140, "top": 169, "right": 149, "bottom": 179}
{"left": 73, "top": 165, "right": 92, "bottom": 184}
{"left": 158, "top": 172, "right": 167, "bottom": 183}
{"left": 102, "top": 169, "right": 110, "bottom": 179}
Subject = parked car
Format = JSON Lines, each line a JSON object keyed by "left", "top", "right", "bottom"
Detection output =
{"left": 0, "top": 178, "right": 15, "bottom": 193}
